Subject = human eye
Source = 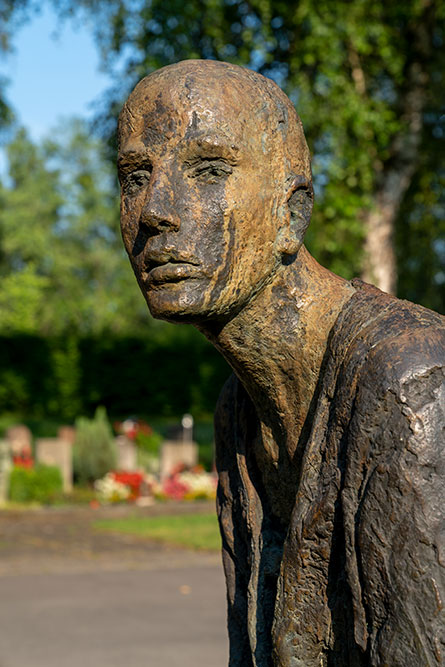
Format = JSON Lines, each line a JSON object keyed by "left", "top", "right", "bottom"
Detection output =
{"left": 189, "top": 158, "right": 233, "bottom": 184}
{"left": 122, "top": 167, "right": 152, "bottom": 195}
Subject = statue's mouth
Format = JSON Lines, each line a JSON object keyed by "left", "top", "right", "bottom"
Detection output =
{"left": 145, "top": 262, "right": 201, "bottom": 285}
{"left": 142, "top": 252, "right": 201, "bottom": 285}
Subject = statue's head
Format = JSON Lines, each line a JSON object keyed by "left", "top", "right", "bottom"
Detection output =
{"left": 118, "top": 59, "right": 313, "bottom": 324}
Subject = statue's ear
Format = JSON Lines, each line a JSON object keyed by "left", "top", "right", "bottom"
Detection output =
{"left": 276, "top": 175, "right": 313, "bottom": 257}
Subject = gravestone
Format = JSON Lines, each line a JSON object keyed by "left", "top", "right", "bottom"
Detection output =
{"left": 35, "top": 438, "right": 72, "bottom": 493}
{"left": 159, "top": 414, "right": 198, "bottom": 479}
{"left": 58, "top": 426, "right": 76, "bottom": 444}
{"left": 115, "top": 435, "right": 138, "bottom": 471}
{"left": 0, "top": 440, "right": 11, "bottom": 504}
{"left": 5, "top": 424, "right": 32, "bottom": 457}
{"left": 159, "top": 440, "right": 198, "bottom": 480}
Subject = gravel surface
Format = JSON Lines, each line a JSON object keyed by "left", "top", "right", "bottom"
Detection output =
{"left": 0, "top": 502, "right": 228, "bottom": 667}
{"left": 0, "top": 501, "right": 220, "bottom": 576}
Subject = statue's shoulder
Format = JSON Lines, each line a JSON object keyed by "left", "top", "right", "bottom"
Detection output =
{"left": 360, "top": 297, "right": 445, "bottom": 400}
{"left": 332, "top": 284, "right": 445, "bottom": 461}
{"left": 334, "top": 289, "right": 445, "bottom": 479}
{"left": 339, "top": 293, "right": 445, "bottom": 660}
{"left": 345, "top": 280, "right": 445, "bottom": 398}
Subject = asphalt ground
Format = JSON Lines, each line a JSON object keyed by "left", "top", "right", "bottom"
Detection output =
{"left": 0, "top": 503, "right": 228, "bottom": 667}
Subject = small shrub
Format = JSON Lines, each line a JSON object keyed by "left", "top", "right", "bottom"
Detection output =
{"left": 73, "top": 406, "right": 116, "bottom": 485}
{"left": 8, "top": 464, "right": 63, "bottom": 504}
{"left": 136, "top": 429, "right": 163, "bottom": 456}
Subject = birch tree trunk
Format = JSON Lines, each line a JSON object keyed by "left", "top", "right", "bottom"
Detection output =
{"left": 362, "top": 166, "right": 416, "bottom": 295}
{"left": 361, "top": 60, "right": 428, "bottom": 295}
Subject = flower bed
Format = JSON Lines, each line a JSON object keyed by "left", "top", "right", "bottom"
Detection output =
{"left": 158, "top": 466, "right": 217, "bottom": 501}
{"left": 94, "top": 465, "right": 217, "bottom": 504}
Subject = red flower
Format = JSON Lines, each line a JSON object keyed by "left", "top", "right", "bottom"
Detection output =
{"left": 110, "top": 471, "right": 144, "bottom": 500}
{"left": 162, "top": 474, "right": 190, "bottom": 500}
{"left": 13, "top": 453, "right": 34, "bottom": 469}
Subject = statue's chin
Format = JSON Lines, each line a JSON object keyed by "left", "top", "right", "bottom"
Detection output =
{"left": 144, "top": 279, "right": 210, "bottom": 324}
{"left": 143, "top": 274, "right": 262, "bottom": 326}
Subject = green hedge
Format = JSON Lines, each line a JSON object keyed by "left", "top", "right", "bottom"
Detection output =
{"left": 0, "top": 328, "right": 230, "bottom": 422}
{"left": 8, "top": 464, "right": 63, "bottom": 504}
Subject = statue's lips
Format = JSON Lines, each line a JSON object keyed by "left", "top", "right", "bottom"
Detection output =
{"left": 144, "top": 262, "right": 201, "bottom": 285}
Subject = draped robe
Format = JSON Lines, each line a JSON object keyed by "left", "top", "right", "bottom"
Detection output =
{"left": 215, "top": 280, "right": 445, "bottom": 666}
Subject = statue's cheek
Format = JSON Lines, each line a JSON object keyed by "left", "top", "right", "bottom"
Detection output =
{"left": 120, "top": 195, "right": 144, "bottom": 239}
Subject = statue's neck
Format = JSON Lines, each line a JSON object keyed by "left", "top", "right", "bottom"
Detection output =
{"left": 199, "top": 247, "right": 355, "bottom": 461}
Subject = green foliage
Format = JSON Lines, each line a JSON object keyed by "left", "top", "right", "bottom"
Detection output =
{"left": 0, "top": 128, "right": 61, "bottom": 332}
{"left": 56, "top": 0, "right": 444, "bottom": 309}
{"left": 0, "top": 335, "right": 49, "bottom": 416}
{"left": 1, "top": 3, "right": 444, "bottom": 312}
{"left": 0, "top": 335, "right": 82, "bottom": 419}
{"left": 197, "top": 442, "right": 215, "bottom": 472}
{"left": 73, "top": 406, "right": 117, "bottom": 485}
{"left": 94, "top": 513, "right": 221, "bottom": 551}
{"left": 396, "top": 160, "right": 445, "bottom": 313}
{"left": 0, "top": 122, "right": 150, "bottom": 337}
{"left": 41, "top": 119, "right": 148, "bottom": 334}
{"left": 8, "top": 463, "right": 63, "bottom": 504}
{"left": 0, "top": 330, "right": 229, "bottom": 421}
{"left": 136, "top": 430, "right": 162, "bottom": 456}
{"left": 194, "top": 420, "right": 215, "bottom": 470}
{"left": 48, "top": 335, "right": 81, "bottom": 420}
{"left": 61, "top": 486, "right": 97, "bottom": 505}
{"left": 135, "top": 428, "right": 163, "bottom": 470}
{"left": 78, "top": 326, "right": 229, "bottom": 418}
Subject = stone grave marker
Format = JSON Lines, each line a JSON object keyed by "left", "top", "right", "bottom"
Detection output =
{"left": 116, "top": 435, "right": 137, "bottom": 471}
{"left": 0, "top": 440, "right": 11, "bottom": 504}
{"left": 36, "top": 438, "right": 73, "bottom": 493}
{"left": 159, "top": 440, "right": 198, "bottom": 479}
{"left": 160, "top": 414, "right": 198, "bottom": 479}
{"left": 58, "top": 426, "right": 76, "bottom": 444}
{"left": 5, "top": 425, "right": 32, "bottom": 457}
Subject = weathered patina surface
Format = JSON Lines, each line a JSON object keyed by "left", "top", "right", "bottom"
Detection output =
{"left": 118, "top": 60, "right": 445, "bottom": 666}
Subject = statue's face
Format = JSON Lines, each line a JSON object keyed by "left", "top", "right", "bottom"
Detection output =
{"left": 118, "top": 73, "right": 286, "bottom": 324}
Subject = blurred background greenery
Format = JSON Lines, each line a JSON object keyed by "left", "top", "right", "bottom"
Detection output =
{"left": 0, "top": 0, "right": 443, "bottom": 440}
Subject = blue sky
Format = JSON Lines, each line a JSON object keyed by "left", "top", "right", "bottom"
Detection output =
{"left": 1, "top": 6, "right": 111, "bottom": 142}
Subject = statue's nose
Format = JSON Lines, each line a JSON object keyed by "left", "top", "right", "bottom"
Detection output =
{"left": 140, "top": 172, "right": 180, "bottom": 233}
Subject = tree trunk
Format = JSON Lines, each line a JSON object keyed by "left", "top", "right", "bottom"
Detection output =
{"left": 362, "top": 65, "right": 427, "bottom": 294}
{"left": 362, "top": 171, "right": 410, "bottom": 295}
{"left": 360, "top": 0, "right": 436, "bottom": 294}
{"left": 362, "top": 207, "right": 396, "bottom": 295}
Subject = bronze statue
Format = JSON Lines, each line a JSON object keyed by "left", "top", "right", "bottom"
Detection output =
{"left": 118, "top": 60, "right": 445, "bottom": 666}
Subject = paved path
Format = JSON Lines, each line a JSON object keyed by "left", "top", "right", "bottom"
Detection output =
{"left": 0, "top": 504, "right": 228, "bottom": 667}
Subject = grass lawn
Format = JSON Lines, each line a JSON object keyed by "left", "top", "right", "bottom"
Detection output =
{"left": 93, "top": 512, "right": 221, "bottom": 551}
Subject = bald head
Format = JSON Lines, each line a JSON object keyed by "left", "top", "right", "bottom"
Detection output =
{"left": 118, "top": 60, "right": 314, "bottom": 324}
{"left": 119, "top": 59, "right": 312, "bottom": 188}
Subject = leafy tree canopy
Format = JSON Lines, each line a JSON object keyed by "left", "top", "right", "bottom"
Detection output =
{"left": 1, "top": 0, "right": 444, "bottom": 311}
{"left": 51, "top": 0, "right": 445, "bottom": 310}
{"left": 0, "top": 120, "right": 151, "bottom": 334}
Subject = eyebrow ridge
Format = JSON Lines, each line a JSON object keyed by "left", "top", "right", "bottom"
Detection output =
{"left": 118, "top": 149, "right": 151, "bottom": 163}
{"left": 180, "top": 136, "right": 240, "bottom": 163}
{"left": 117, "top": 135, "right": 241, "bottom": 168}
